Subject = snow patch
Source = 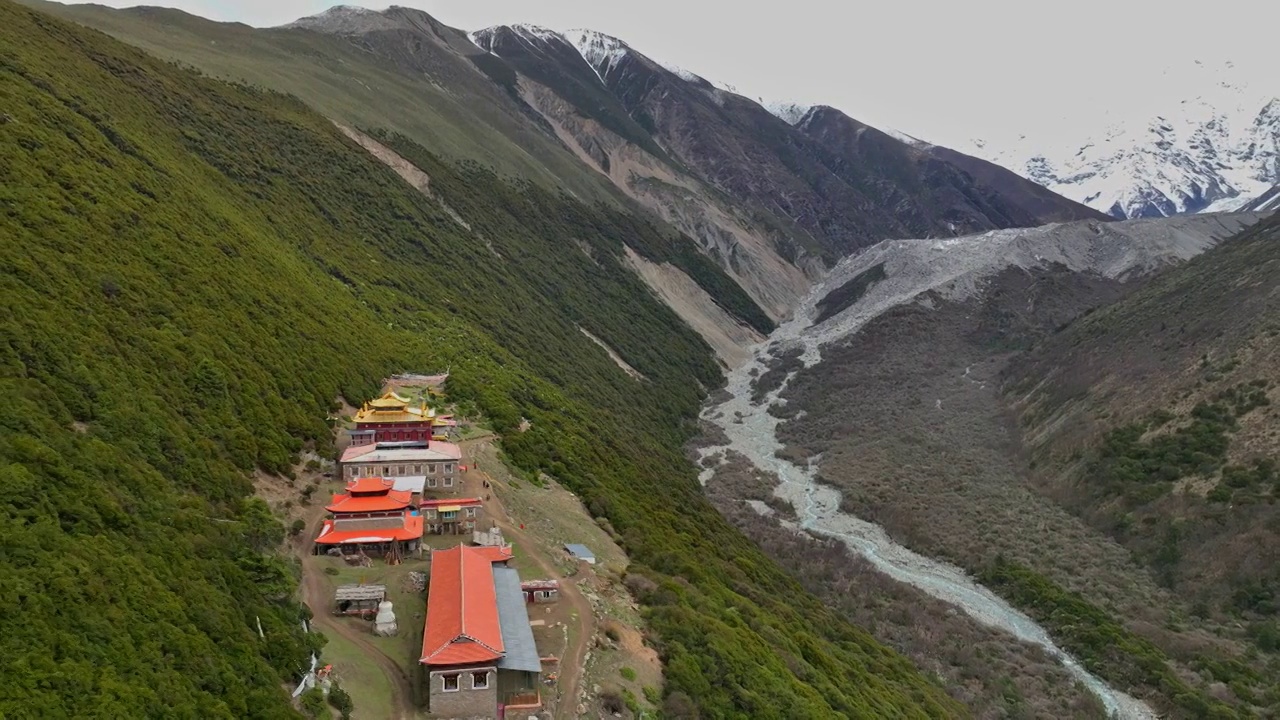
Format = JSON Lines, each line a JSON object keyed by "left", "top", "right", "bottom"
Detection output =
{"left": 509, "top": 22, "right": 562, "bottom": 44}
{"left": 563, "top": 28, "right": 631, "bottom": 83}
{"left": 966, "top": 61, "right": 1277, "bottom": 219}
{"left": 883, "top": 127, "right": 931, "bottom": 149}
{"left": 764, "top": 101, "right": 813, "bottom": 126}
{"left": 659, "top": 61, "right": 705, "bottom": 84}
{"left": 469, "top": 24, "right": 568, "bottom": 56}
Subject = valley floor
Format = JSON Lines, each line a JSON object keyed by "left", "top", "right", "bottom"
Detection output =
{"left": 695, "top": 212, "right": 1280, "bottom": 719}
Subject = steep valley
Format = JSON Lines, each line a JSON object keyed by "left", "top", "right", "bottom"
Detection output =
{"left": 5, "top": 0, "right": 1278, "bottom": 718}
{"left": 699, "top": 212, "right": 1278, "bottom": 718}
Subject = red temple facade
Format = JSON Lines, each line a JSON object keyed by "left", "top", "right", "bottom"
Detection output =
{"left": 350, "top": 391, "right": 438, "bottom": 447}
{"left": 314, "top": 477, "right": 422, "bottom": 557}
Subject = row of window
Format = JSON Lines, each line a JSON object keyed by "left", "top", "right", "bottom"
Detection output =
{"left": 424, "top": 507, "right": 478, "bottom": 520}
{"left": 345, "top": 463, "right": 456, "bottom": 477}
{"left": 441, "top": 670, "right": 489, "bottom": 692}
{"left": 427, "top": 521, "right": 477, "bottom": 533}
{"left": 379, "top": 430, "right": 429, "bottom": 442}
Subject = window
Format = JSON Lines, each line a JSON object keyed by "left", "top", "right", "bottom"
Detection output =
{"left": 444, "top": 477, "right": 453, "bottom": 488}
{"left": 471, "top": 671, "right": 489, "bottom": 690}
{"left": 445, "top": 463, "right": 455, "bottom": 474}
{"left": 413, "top": 464, "right": 422, "bottom": 475}
{"left": 427, "top": 464, "right": 437, "bottom": 475}
{"left": 424, "top": 509, "right": 435, "bottom": 519}
{"left": 465, "top": 507, "right": 477, "bottom": 518}
{"left": 442, "top": 674, "right": 459, "bottom": 692}
{"left": 427, "top": 478, "right": 437, "bottom": 488}
{"left": 346, "top": 466, "right": 355, "bottom": 477}
{"left": 383, "top": 466, "right": 391, "bottom": 476}
{"left": 440, "top": 510, "right": 457, "bottom": 521}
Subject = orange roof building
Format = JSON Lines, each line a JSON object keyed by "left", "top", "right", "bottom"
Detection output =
{"left": 313, "top": 477, "right": 422, "bottom": 558}
{"left": 420, "top": 546, "right": 542, "bottom": 717}
{"left": 421, "top": 546, "right": 505, "bottom": 667}
{"left": 325, "top": 477, "right": 413, "bottom": 514}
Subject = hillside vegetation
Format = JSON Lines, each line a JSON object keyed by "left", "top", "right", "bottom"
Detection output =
{"left": 28, "top": 0, "right": 1106, "bottom": 331}
{"left": 0, "top": 3, "right": 960, "bottom": 717}
{"left": 770, "top": 220, "right": 1280, "bottom": 718}
{"left": 1007, "top": 212, "right": 1280, "bottom": 709}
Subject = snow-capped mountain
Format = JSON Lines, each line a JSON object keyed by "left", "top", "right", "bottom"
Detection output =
{"left": 969, "top": 63, "right": 1277, "bottom": 219}
{"left": 764, "top": 101, "right": 812, "bottom": 126}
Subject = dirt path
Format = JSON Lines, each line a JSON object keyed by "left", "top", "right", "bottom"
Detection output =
{"left": 460, "top": 437, "right": 595, "bottom": 720}
{"left": 297, "top": 504, "right": 417, "bottom": 720}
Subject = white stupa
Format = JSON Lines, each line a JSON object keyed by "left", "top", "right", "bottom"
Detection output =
{"left": 374, "top": 600, "right": 397, "bottom": 636}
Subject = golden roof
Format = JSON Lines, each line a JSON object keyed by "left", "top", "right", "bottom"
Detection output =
{"left": 367, "top": 391, "right": 412, "bottom": 409}
{"left": 354, "top": 392, "right": 436, "bottom": 424}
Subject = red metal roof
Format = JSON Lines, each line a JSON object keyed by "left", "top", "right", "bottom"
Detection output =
{"left": 420, "top": 546, "right": 506, "bottom": 667}
{"left": 345, "top": 476, "right": 395, "bottom": 494}
{"left": 341, "top": 444, "right": 377, "bottom": 461}
{"left": 471, "top": 545, "right": 514, "bottom": 564}
{"left": 314, "top": 513, "right": 422, "bottom": 545}
{"left": 419, "top": 497, "right": 483, "bottom": 509}
{"left": 326, "top": 492, "right": 412, "bottom": 514}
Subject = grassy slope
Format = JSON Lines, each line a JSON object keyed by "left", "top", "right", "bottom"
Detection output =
{"left": 0, "top": 4, "right": 959, "bottom": 717}
{"left": 21, "top": 0, "right": 610, "bottom": 201}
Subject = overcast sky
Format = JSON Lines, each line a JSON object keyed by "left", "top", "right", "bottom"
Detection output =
{"left": 64, "top": 0, "right": 1277, "bottom": 152}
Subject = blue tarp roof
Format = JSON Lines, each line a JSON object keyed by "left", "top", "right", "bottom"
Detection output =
{"left": 492, "top": 566, "right": 542, "bottom": 673}
{"left": 563, "top": 543, "right": 595, "bottom": 560}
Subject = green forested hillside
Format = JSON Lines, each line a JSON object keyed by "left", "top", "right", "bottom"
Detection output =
{"left": 0, "top": 3, "right": 960, "bottom": 717}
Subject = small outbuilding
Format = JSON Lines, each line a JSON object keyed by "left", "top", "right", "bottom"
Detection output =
{"left": 334, "top": 584, "right": 387, "bottom": 617}
{"left": 521, "top": 580, "right": 560, "bottom": 604}
{"left": 563, "top": 544, "right": 595, "bottom": 565}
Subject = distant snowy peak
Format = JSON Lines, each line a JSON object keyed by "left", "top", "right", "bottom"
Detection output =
{"left": 970, "top": 77, "right": 1278, "bottom": 219}
{"left": 508, "top": 22, "right": 562, "bottom": 44}
{"left": 469, "top": 24, "right": 568, "bottom": 55}
{"left": 471, "top": 24, "right": 730, "bottom": 94}
{"left": 563, "top": 28, "right": 633, "bottom": 81}
{"left": 764, "top": 101, "right": 813, "bottom": 126}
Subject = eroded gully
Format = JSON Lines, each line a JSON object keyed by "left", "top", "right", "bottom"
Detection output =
{"left": 697, "top": 266, "right": 1156, "bottom": 720}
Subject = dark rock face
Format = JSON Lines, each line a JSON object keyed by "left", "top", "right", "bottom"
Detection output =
{"left": 797, "top": 107, "right": 1111, "bottom": 234}
{"left": 564, "top": 39, "right": 1106, "bottom": 265}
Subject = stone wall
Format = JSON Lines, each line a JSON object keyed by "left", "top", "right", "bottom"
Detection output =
{"left": 427, "top": 666, "right": 497, "bottom": 720}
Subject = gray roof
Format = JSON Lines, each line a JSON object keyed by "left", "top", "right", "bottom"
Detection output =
{"left": 563, "top": 543, "right": 594, "bottom": 560}
{"left": 491, "top": 566, "right": 542, "bottom": 673}
{"left": 334, "top": 584, "right": 386, "bottom": 601}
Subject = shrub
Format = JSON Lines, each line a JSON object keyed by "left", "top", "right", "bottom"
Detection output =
{"left": 620, "top": 666, "right": 637, "bottom": 682}
{"left": 299, "top": 688, "right": 328, "bottom": 718}
{"left": 328, "top": 683, "right": 354, "bottom": 720}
